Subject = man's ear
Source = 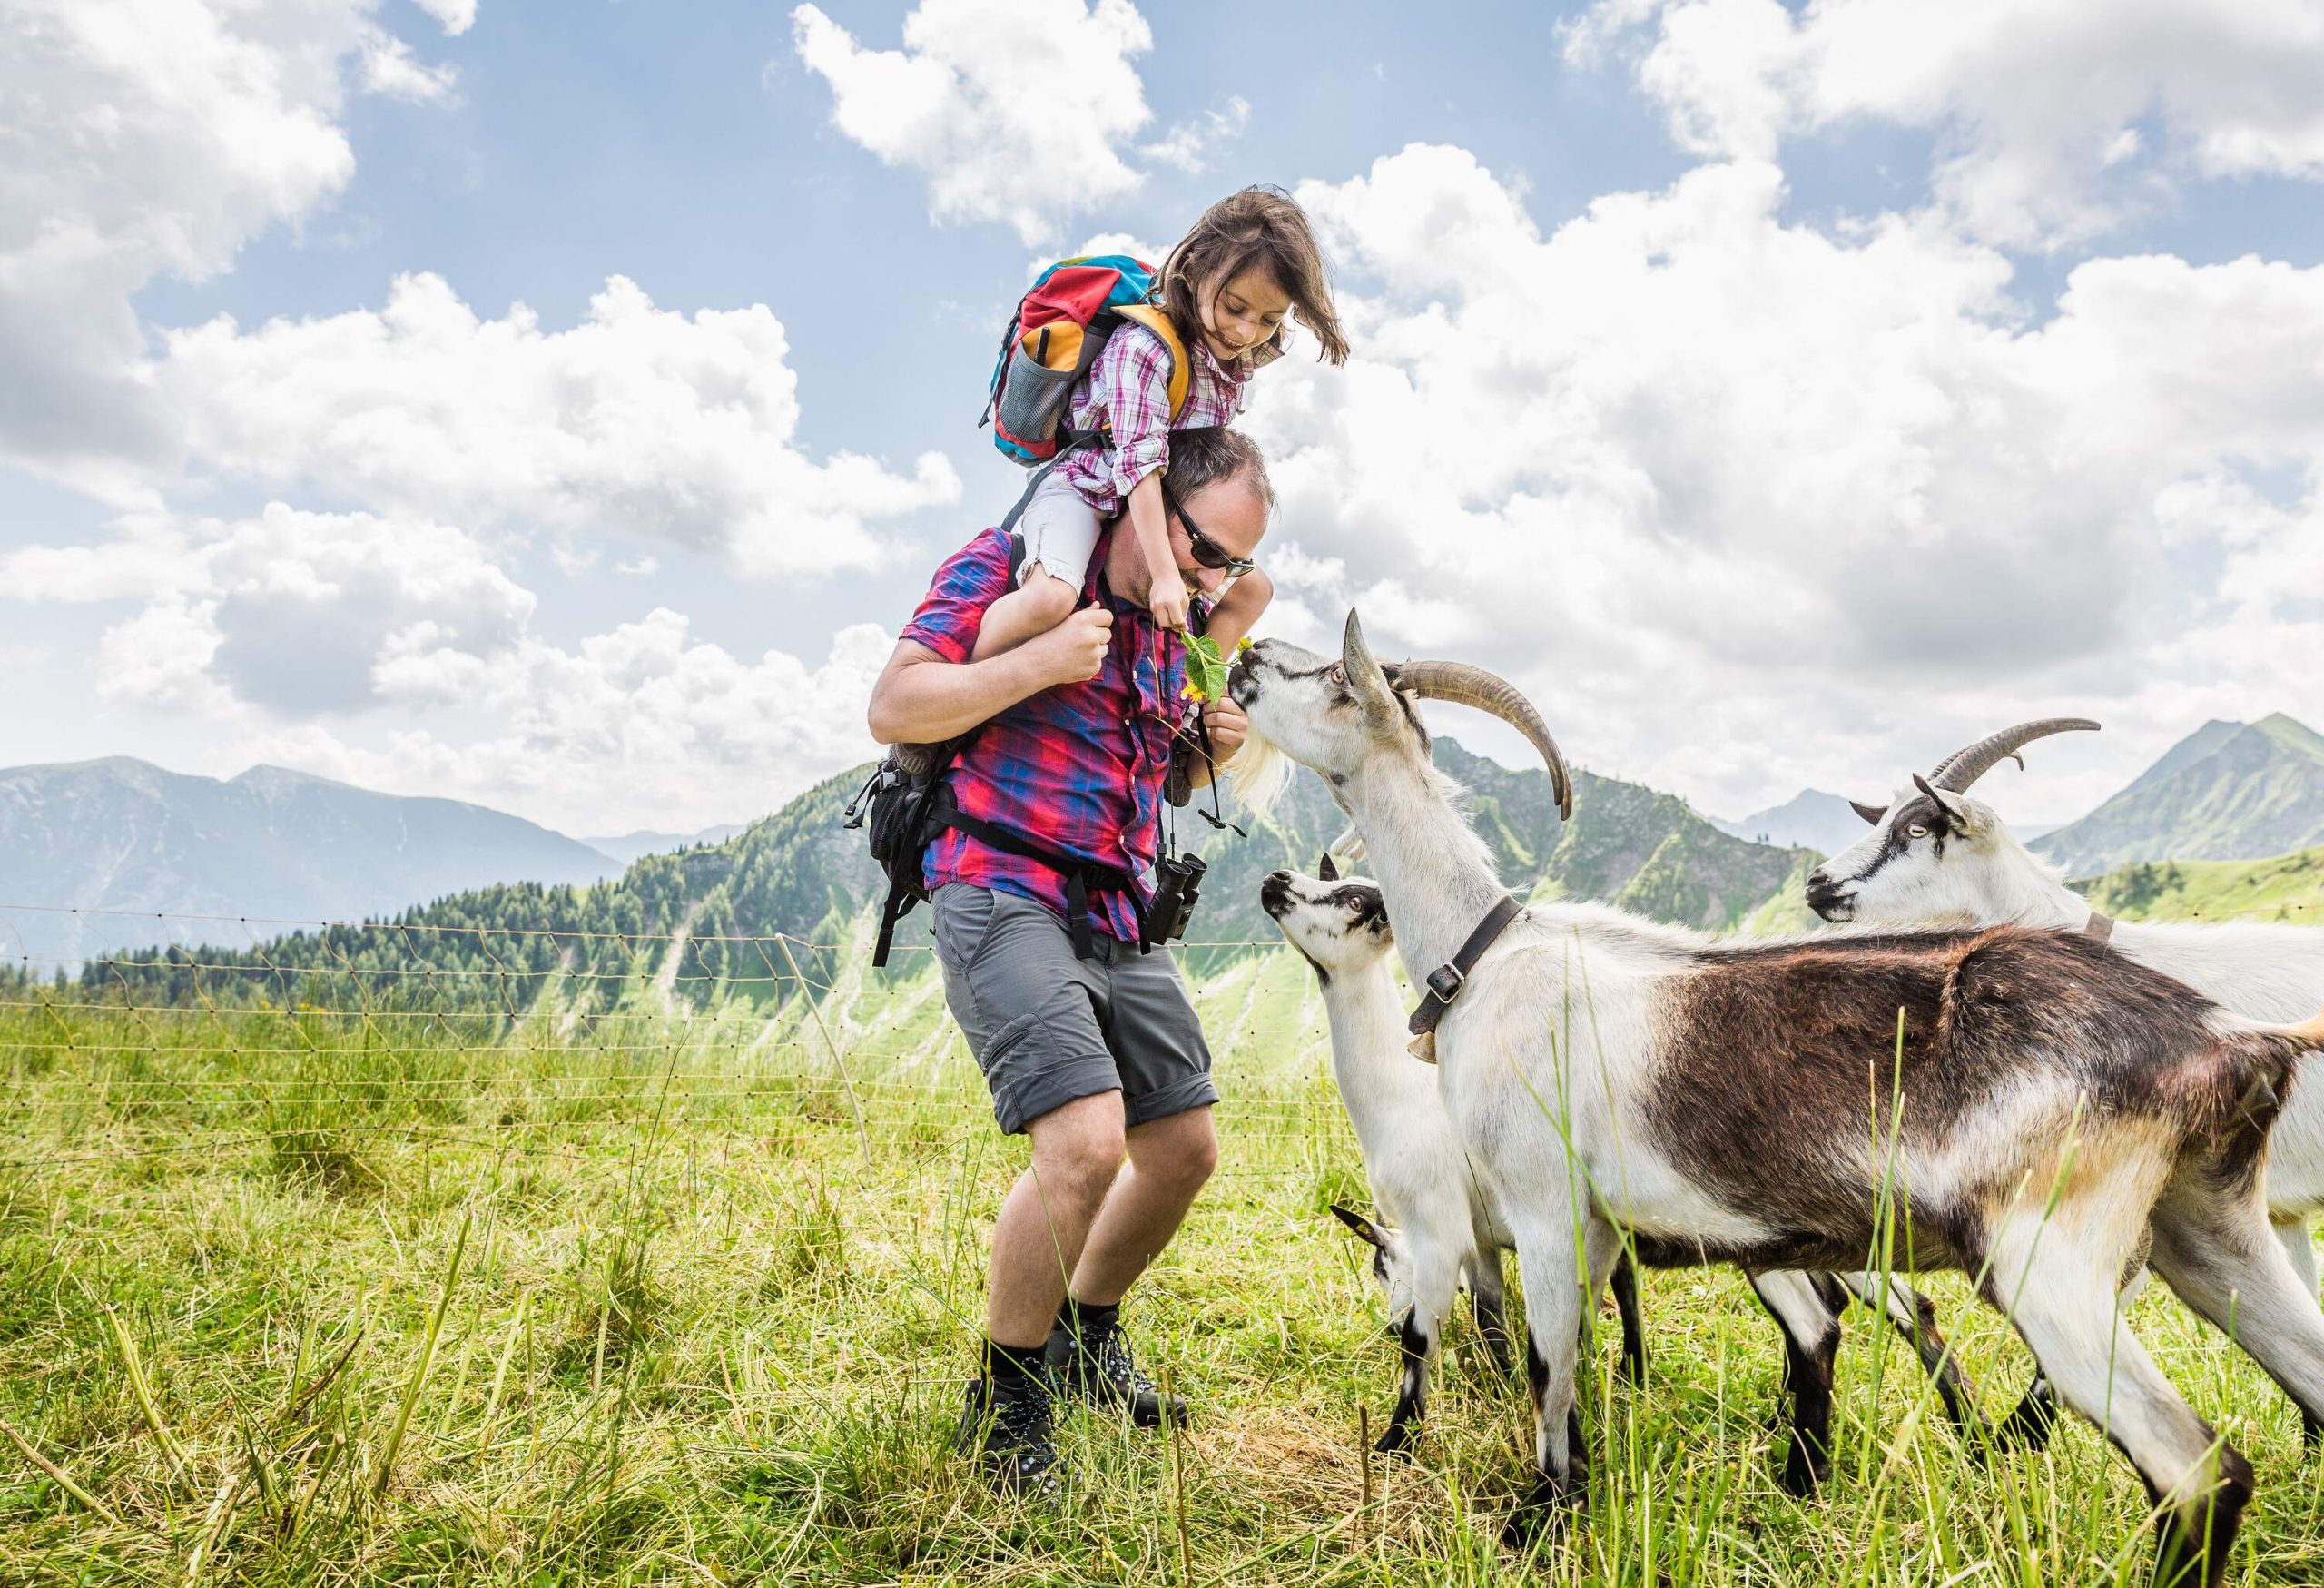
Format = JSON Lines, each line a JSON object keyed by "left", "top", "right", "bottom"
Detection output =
{"left": 1317, "top": 851, "right": 1340, "bottom": 882}
{"left": 1329, "top": 1203, "right": 1387, "bottom": 1249}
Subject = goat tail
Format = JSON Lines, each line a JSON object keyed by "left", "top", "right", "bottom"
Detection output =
{"left": 2254, "top": 1003, "right": 2324, "bottom": 1052}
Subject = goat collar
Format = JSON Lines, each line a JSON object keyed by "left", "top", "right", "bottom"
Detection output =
{"left": 2084, "top": 908, "right": 2115, "bottom": 947}
{"left": 1406, "top": 894, "right": 1525, "bottom": 1065}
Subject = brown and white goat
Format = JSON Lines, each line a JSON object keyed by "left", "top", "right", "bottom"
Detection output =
{"left": 1265, "top": 859, "right": 1985, "bottom": 1484}
{"left": 1228, "top": 613, "right": 2324, "bottom": 1587}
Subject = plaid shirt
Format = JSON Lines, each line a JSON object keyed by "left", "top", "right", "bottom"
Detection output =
{"left": 900, "top": 526, "right": 1192, "bottom": 942}
{"left": 1059, "top": 321, "right": 1249, "bottom": 513}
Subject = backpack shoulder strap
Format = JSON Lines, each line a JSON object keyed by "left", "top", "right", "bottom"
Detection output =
{"left": 1112, "top": 304, "right": 1192, "bottom": 423}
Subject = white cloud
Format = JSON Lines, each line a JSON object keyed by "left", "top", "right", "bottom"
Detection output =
{"left": 1571, "top": 0, "right": 2324, "bottom": 246}
{"left": 792, "top": 0, "right": 1156, "bottom": 245}
{"left": 1142, "top": 96, "right": 1251, "bottom": 174}
{"left": 0, "top": 0, "right": 468, "bottom": 491}
{"left": 350, "top": 613, "right": 899, "bottom": 833}
{"left": 154, "top": 271, "right": 960, "bottom": 575}
{"left": 1242, "top": 143, "right": 2324, "bottom": 822}
{"left": 358, "top": 25, "right": 459, "bottom": 101}
{"left": 5, "top": 502, "right": 898, "bottom": 832}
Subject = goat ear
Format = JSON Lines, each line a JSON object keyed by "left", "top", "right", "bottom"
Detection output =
{"left": 1910, "top": 773, "right": 1969, "bottom": 824}
{"left": 1317, "top": 852, "right": 1340, "bottom": 882}
{"left": 1340, "top": 610, "right": 1396, "bottom": 712}
{"left": 1328, "top": 1203, "right": 1387, "bottom": 1249}
{"left": 1850, "top": 799, "right": 1886, "bottom": 825}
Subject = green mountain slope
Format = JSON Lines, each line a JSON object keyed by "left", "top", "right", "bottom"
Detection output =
{"left": 1180, "top": 739, "right": 1809, "bottom": 972}
{"left": 2034, "top": 714, "right": 2324, "bottom": 876}
{"left": 46, "top": 742, "right": 1808, "bottom": 1010}
{"left": 2071, "top": 843, "right": 2324, "bottom": 925}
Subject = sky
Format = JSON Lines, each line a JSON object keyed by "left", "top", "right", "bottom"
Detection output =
{"left": 3, "top": 0, "right": 2320, "bottom": 842}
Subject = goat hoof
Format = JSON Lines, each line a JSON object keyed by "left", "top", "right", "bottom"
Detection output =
{"left": 1993, "top": 1384, "right": 2060, "bottom": 1454}
{"left": 1372, "top": 1425, "right": 1417, "bottom": 1460}
{"left": 2301, "top": 1413, "right": 2324, "bottom": 1455}
{"left": 1777, "top": 1455, "right": 1829, "bottom": 1497}
{"left": 1500, "top": 1475, "right": 1583, "bottom": 1549}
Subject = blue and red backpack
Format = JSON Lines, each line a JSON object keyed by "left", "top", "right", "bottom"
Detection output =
{"left": 982, "top": 254, "right": 1191, "bottom": 465}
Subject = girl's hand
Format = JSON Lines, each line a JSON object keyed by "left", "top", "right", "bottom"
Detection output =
{"left": 1147, "top": 584, "right": 1190, "bottom": 633}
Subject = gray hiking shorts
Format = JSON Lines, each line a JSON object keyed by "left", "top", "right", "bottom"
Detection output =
{"left": 931, "top": 883, "right": 1218, "bottom": 1136}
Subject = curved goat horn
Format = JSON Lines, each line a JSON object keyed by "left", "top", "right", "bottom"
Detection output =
{"left": 1383, "top": 660, "right": 1574, "bottom": 820}
{"left": 1928, "top": 718, "right": 2101, "bottom": 793}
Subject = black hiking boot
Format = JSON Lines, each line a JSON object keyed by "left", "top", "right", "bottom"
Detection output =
{"left": 1047, "top": 1307, "right": 1187, "bottom": 1428}
{"left": 955, "top": 1371, "right": 1062, "bottom": 1498}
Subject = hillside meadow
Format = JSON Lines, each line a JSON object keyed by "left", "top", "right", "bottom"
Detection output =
{"left": 8, "top": 896, "right": 2324, "bottom": 1586}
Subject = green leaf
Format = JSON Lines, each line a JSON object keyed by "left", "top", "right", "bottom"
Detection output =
{"left": 1179, "top": 632, "right": 1231, "bottom": 703}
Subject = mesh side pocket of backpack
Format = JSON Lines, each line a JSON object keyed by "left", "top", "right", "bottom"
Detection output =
{"left": 993, "top": 322, "right": 1111, "bottom": 463}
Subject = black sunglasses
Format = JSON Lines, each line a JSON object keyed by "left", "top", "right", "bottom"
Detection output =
{"left": 1162, "top": 488, "right": 1257, "bottom": 577}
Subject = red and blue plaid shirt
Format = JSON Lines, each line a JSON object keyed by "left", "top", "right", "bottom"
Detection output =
{"left": 900, "top": 525, "right": 1194, "bottom": 942}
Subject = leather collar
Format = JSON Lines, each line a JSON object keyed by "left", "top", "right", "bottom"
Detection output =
{"left": 1407, "top": 895, "right": 1525, "bottom": 1064}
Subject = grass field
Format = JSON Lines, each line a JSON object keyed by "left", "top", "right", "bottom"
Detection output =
{"left": 7, "top": 934, "right": 2324, "bottom": 1586}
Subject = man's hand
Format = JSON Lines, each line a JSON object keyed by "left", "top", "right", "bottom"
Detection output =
{"left": 1200, "top": 695, "right": 1247, "bottom": 762}
{"left": 1025, "top": 606, "right": 1113, "bottom": 686}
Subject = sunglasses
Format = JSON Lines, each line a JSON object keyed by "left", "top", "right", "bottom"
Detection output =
{"left": 1162, "top": 488, "right": 1257, "bottom": 577}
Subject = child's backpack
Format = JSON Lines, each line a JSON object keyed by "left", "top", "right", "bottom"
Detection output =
{"left": 983, "top": 255, "right": 1192, "bottom": 465}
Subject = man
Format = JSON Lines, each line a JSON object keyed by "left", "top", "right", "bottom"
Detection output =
{"left": 864, "top": 427, "right": 1269, "bottom": 1494}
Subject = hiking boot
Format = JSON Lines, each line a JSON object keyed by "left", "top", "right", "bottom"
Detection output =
{"left": 1047, "top": 1312, "right": 1187, "bottom": 1428}
{"left": 955, "top": 1373, "right": 1062, "bottom": 1498}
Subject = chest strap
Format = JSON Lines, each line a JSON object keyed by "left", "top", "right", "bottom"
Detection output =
{"left": 1407, "top": 895, "right": 1526, "bottom": 1065}
{"left": 931, "top": 794, "right": 1145, "bottom": 961}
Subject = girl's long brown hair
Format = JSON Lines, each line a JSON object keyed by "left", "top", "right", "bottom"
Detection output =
{"left": 1160, "top": 186, "right": 1349, "bottom": 366}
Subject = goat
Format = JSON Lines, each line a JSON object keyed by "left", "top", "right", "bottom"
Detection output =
{"left": 1809, "top": 718, "right": 2324, "bottom": 1445}
{"left": 1264, "top": 856, "right": 1618, "bottom": 1453}
{"left": 1228, "top": 614, "right": 2324, "bottom": 1586}
{"left": 1266, "top": 859, "right": 1984, "bottom": 1481}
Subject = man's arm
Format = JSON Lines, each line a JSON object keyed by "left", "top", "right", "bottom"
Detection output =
{"left": 866, "top": 608, "right": 1115, "bottom": 745}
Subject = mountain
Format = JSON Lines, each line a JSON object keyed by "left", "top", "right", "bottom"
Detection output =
{"left": 0, "top": 757, "right": 621, "bottom": 972}
{"left": 578, "top": 824, "right": 748, "bottom": 867}
{"left": 47, "top": 739, "right": 1811, "bottom": 1009}
{"left": 2071, "top": 843, "right": 2324, "bottom": 926}
{"left": 1709, "top": 789, "right": 1870, "bottom": 861}
{"left": 2033, "top": 715, "right": 2324, "bottom": 877}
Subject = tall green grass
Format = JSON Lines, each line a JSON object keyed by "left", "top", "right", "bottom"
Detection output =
{"left": 4, "top": 951, "right": 2322, "bottom": 1585}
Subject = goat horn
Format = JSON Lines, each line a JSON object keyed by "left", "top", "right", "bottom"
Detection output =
{"left": 1384, "top": 660, "right": 1574, "bottom": 821}
{"left": 1928, "top": 718, "right": 2101, "bottom": 793}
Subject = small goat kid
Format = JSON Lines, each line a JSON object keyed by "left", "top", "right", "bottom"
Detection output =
{"left": 1263, "top": 858, "right": 1524, "bottom": 1451}
{"left": 1229, "top": 615, "right": 2324, "bottom": 1587}
{"left": 1809, "top": 718, "right": 2324, "bottom": 1445}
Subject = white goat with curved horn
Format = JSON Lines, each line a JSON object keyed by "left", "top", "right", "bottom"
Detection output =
{"left": 1228, "top": 613, "right": 2324, "bottom": 1587}
{"left": 1810, "top": 717, "right": 2324, "bottom": 1445}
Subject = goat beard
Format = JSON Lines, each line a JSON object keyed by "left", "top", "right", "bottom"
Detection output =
{"left": 1223, "top": 724, "right": 1290, "bottom": 816}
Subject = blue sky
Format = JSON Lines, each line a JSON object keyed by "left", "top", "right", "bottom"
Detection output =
{"left": 5, "top": 0, "right": 2321, "bottom": 837}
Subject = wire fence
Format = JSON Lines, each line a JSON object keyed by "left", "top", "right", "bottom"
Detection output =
{"left": 4, "top": 893, "right": 2316, "bottom": 1180}
{"left": 0, "top": 896, "right": 1363, "bottom": 1181}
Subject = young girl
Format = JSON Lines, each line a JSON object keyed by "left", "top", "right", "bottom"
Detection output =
{"left": 970, "top": 187, "right": 1349, "bottom": 662}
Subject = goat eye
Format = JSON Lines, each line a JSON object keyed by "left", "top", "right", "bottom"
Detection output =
{"left": 1907, "top": 823, "right": 1929, "bottom": 838}
{"left": 1327, "top": 664, "right": 1347, "bottom": 686}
